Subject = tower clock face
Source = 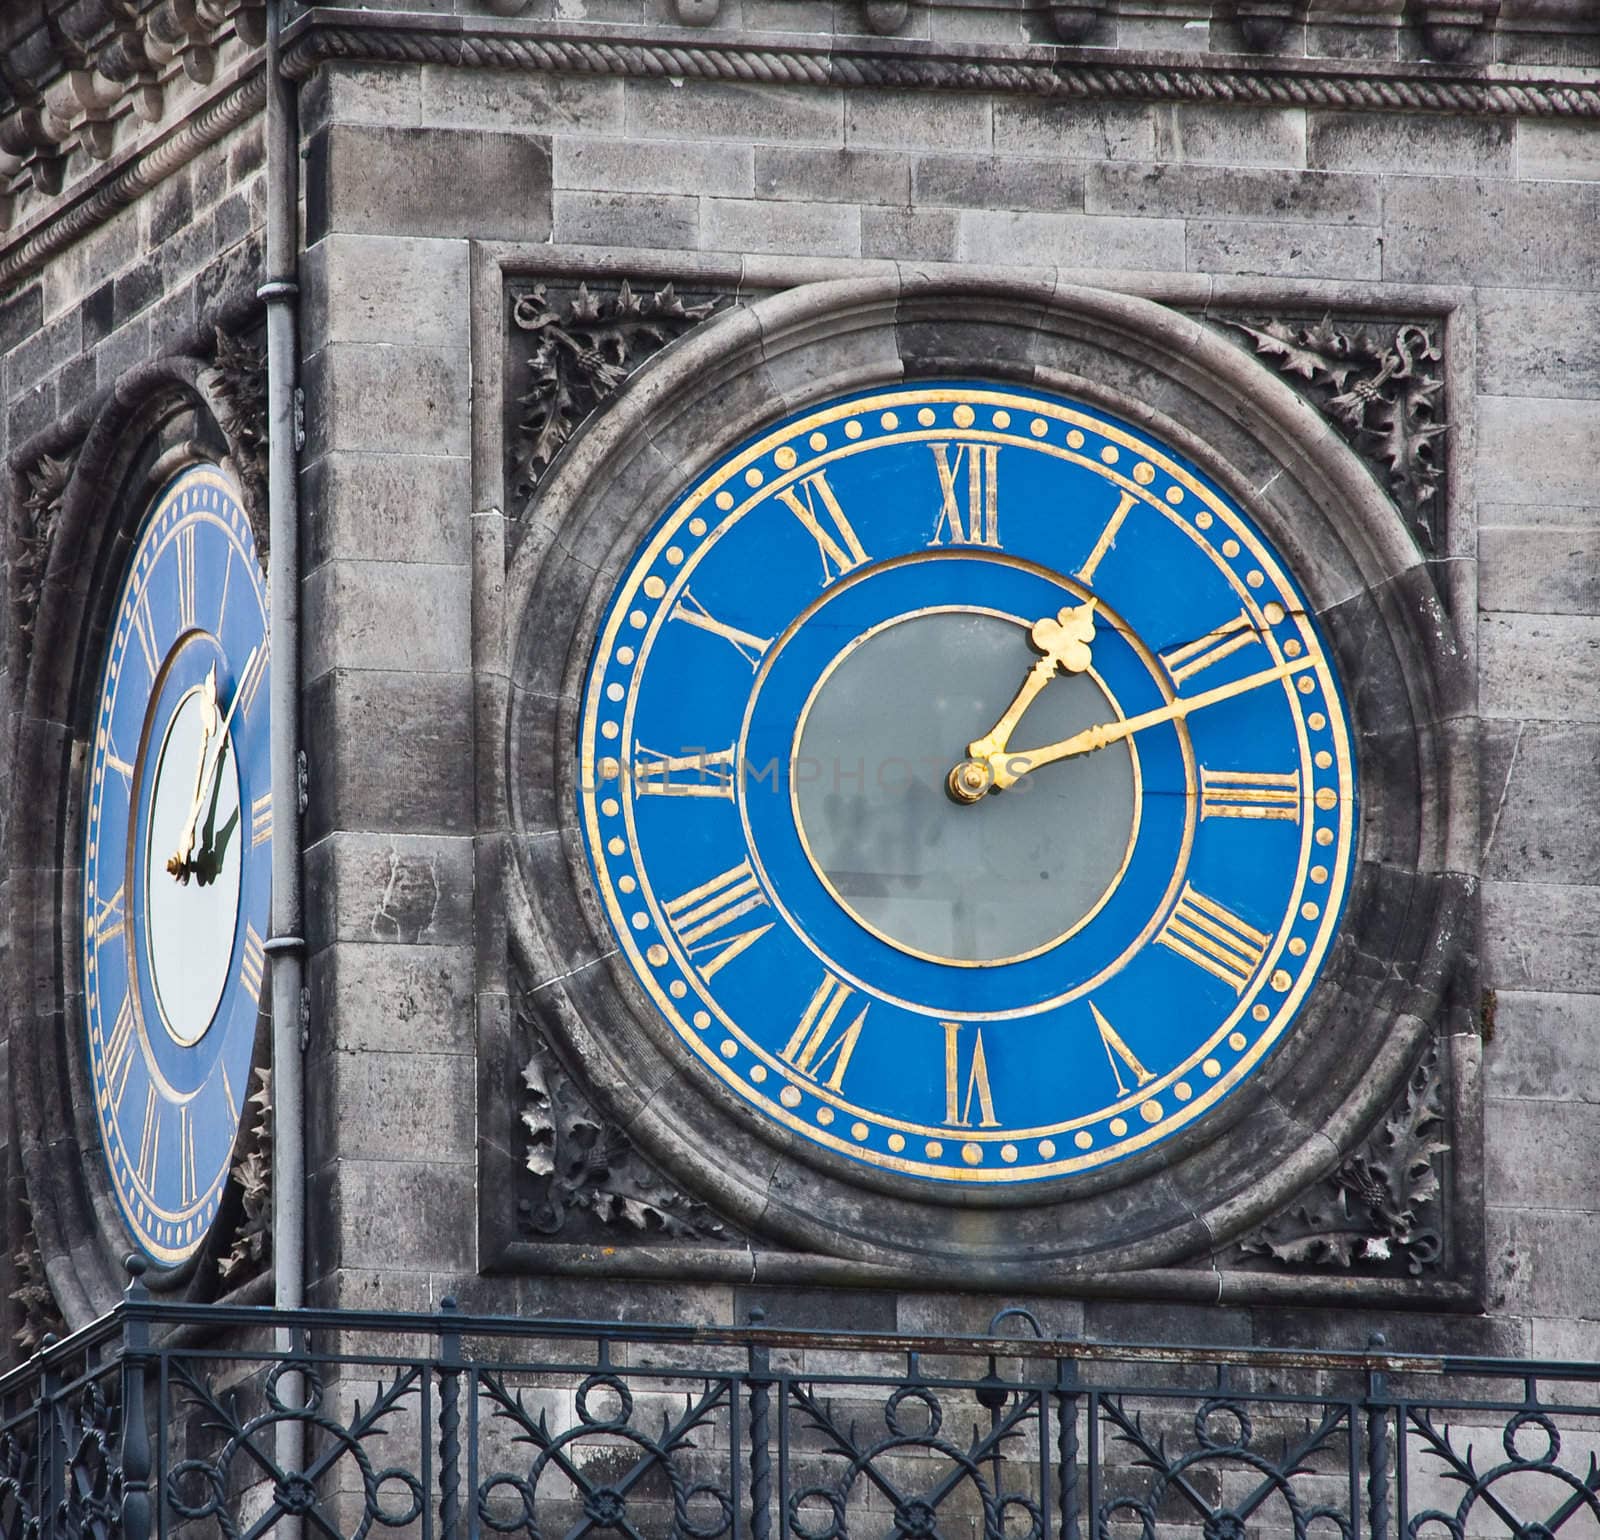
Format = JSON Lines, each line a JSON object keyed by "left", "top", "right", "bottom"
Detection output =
{"left": 577, "top": 382, "right": 1356, "bottom": 1186}
{"left": 81, "top": 463, "right": 271, "bottom": 1264}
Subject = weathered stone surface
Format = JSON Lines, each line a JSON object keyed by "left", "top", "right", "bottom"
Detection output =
{"left": 302, "top": 559, "right": 471, "bottom": 679}
{"left": 1383, "top": 176, "right": 1600, "bottom": 288}
{"left": 306, "top": 123, "right": 552, "bottom": 242}
{"left": 1486, "top": 1098, "right": 1600, "bottom": 1212}
{"left": 1308, "top": 111, "right": 1515, "bottom": 174}
{"left": 624, "top": 78, "right": 843, "bottom": 145}
{"left": 301, "top": 234, "right": 469, "bottom": 348}
{"left": 1481, "top": 722, "right": 1600, "bottom": 884}
{"left": 551, "top": 190, "right": 702, "bottom": 250}
{"left": 310, "top": 1159, "right": 476, "bottom": 1274}
{"left": 861, "top": 204, "right": 959, "bottom": 260}
{"left": 420, "top": 68, "right": 625, "bottom": 134}
{"left": 755, "top": 146, "right": 911, "bottom": 205}
{"left": 308, "top": 942, "right": 476, "bottom": 1056}
{"left": 846, "top": 89, "right": 993, "bottom": 151}
{"left": 993, "top": 100, "right": 1158, "bottom": 161}
{"left": 1517, "top": 120, "right": 1600, "bottom": 183}
{"left": 1479, "top": 612, "right": 1600, "bottom": 722}
{"left": 914, "top": 153, "right": 1083, "bottom": 211}
{"left": 1482, "top": 880, "right": 1600, "bottom": 995}
{"left": 958, "top": 208, "right": 1185, "bottom": 268}
{"left": 309, "top": 1050, "right": 476, "bottom": 1166}
{"left": 1186, "top": 218, "right": 1380, "bottom": 278}
{"left": 1477, "top": 396, "right": 1600, "bottom": 512}
{"left": 1477, "top": 289, "right": 1600, "bottom": 400}
{"left": 302, "top": 451, "right": 472, "bottom": 571}
{"left": 704, "top": 196, "right": 860, "bottom": 257}
{"left": 302, "top": 342, "right": 471, "bottom": 459}
{"left": 557, "top": 136, "right": 753, "bottom": 197}
{"left": 1090, "top": 162, "right": 1375, "bottom": 222}
{"left": 304, "top": 832, "right": 476, "bottom": 951}
{"left": 1153, "top": 104, "right": 1307, "bottom": 167}
{"left": 303, "top": 668, "right": 475, "bottom": 840}
{"left": 1485, "top": 990, "right": 1600, "bottom": 1106}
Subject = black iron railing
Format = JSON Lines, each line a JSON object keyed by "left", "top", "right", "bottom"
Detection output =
{"left": 3, "top": 1264, "right": 1599, "bottom": 1540}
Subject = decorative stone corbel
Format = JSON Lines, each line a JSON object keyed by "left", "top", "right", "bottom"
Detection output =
{"left": 671, "top": 0, "right": 723, "bottom": 23}
{"left": 1414, "top": 0, "right": 1500, "bottom": 56}
{"left": 1233, "top": 0, "right": 1298, "bottom": 50}
{"left": 863, "top": 0, "right": 912, "bottom": 34}
{"left": 1040, "top": 0, "right": 1105, "bottom": 41}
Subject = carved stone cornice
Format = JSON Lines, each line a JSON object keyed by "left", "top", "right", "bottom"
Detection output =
{"left": 280, "top": 8, "right": 1600, "bottom": 119}
{"left": 0, "top": 0, "right": 264, "bottom": 229}
{"left": 0, "top": 62, "right": 263, "bottom": 289}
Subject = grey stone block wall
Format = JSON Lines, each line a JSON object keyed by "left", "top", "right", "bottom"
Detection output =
{"left": 5, "top": 0, "right": 1600, "bottom": 1355}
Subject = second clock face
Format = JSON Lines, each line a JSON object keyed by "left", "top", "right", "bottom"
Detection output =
{"left": 577, "top": 382, "right": 1357, "bottom": 1185}
{"left": 82, "top": 464, "right": 270, "bottom": 1263}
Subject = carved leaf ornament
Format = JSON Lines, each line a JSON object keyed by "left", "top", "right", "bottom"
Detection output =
{"left": 509, "top": 280, "right": 719, "bottom": 515}
{"left": 1240, "top": 1048, "right": 1450, "bottom": 1274}
{"left": 1227, "top": 316, "right": 1448, "bottom": 550}
{"left": 519, "top": 1041, "right": 725, "bottom": 1241}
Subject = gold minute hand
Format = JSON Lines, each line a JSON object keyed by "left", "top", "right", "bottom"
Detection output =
{"left": 973, "top": 652, "right": 1319, "bottom": 794}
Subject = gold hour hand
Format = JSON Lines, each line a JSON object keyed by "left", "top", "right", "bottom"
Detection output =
{"left": 979, "top": 653, "right": 1319, "bottom": 794}
{"left": 964, "top": 599, "right": 1098, "bottom": 764}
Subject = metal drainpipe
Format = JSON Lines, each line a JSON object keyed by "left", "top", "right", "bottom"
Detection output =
{"left": 259, "top": 0, "right": 306, "bottom": 1525}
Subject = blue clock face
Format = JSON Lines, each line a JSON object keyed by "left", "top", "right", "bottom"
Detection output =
{"left": 82, "top": 464, "right": 271, "bottom": 1263}
{"left": 577, "top": 383, "right": 1356, "bottom": 1186}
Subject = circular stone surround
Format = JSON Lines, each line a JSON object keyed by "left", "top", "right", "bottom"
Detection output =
{"left": 502, "top": 274, "right": 1476, "bottom": 1279}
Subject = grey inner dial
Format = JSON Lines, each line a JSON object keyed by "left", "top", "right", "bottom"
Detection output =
{"left": 793, "top": 609, "right": 1138, "bottom": 965}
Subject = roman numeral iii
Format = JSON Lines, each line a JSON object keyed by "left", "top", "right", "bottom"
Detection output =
{"left": 1155, "top": 884, "right": 1270, "bottom": 994}
{"left": 928, "top": 443, "right": 1000, "bottom": 548}
{"left": 1200, "top": 768, "right": 1301, "bottom": 821}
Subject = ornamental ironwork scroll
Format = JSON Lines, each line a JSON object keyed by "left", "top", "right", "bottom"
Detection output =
{"left": 9, "top": 1293, "right": 1600, "bottom": 1540}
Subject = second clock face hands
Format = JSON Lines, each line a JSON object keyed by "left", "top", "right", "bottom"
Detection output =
{"left": 949, "top": 615, "right": 1313, "bottom": 801}
{"left": 167, "top": 644, "right": 259, "bottom": 883}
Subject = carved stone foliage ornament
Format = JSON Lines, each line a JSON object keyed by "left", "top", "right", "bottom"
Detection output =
{"left": 9, "top": 448, "right": 73, "bottom": 665}
{"left": 217, "top": 1067, "right": 273, "bottom": 1285}
{"left": 506, "top": 280, "right": 721, "bottom": 521}
{"left": 206, "top": 326, "right": 270, "bottom": 557}
{"left": 515, "top": 987, "right": 732, "bottom": 1245}
{"left": 1221, "top": 315, "right": 1449, "bottom": 554}
{"left": 1235, "top": 1043, "right": 1452, "bottom": 1277}
{"left": 10, "top": 1202, "right": 66, "bottom": 1356}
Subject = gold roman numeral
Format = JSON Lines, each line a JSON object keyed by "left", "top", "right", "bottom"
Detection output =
{"left": 1160, "top": 611, "right": 1260, "bottom": 687}
{"left": 669, "top": 589, "right": 772, "bottom": 671}
{"left": 89, "top": 883, "right": 126, "bottom": 948}
{"left": 942, "top": 1022, "right": 1000, "bottom": 1128}
{"left": 780, "top": 975, "right": 867, "bottom": 1092}
{"left": 1200, "top": 768, "right": 1302, "bottom": 822}
{"left": 103, "top": 743, "right": 135, "bottom": 784}
{"left": 633, "top": 745, "right": 736, "bottom": 799}
{"left": 240, "top": 923, "right": 266, "bottom": 1004}
{"left": 776, "top": 471, "right": 869, "bottom": 585}
{"left": 127, "top": 589, "right": 160, "bottom": 677}
{"left": 663, "top": 861, "right": 773, "bottom": 981}
{"left": 176, "top": 525, "right": 198, "bottom": 629}
{"left": 928, "top": 443, "right": 1001, "bottom": 548}
{"left": 233, "top": 642, "right": 268, "bottom": 723}
{"left": 1155, "top": 884, "right": 1269, "bottom": 994}
{"left": 102, "top": 992, "right": 139, "bottom": 1112}
{"left": 136, "top": 1085, "right": 161, "bottom": 1191}
{"left": 1090, "top": 1001, "right": 1154, "bottom": 1098}
{"left": 1075, "top": 489, "right": 1137, "bottom": 585}
{"left": 251, "top": 792, "right": 273, "bottom": 848}
{"left": 179, "top": 1105, "right": 198, "bottom": 1206}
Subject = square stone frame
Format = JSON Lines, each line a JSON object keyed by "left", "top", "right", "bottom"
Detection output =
{"left": 469, "top": 241, "right": 1484, "bottom": 1310}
